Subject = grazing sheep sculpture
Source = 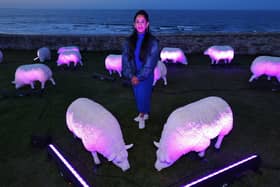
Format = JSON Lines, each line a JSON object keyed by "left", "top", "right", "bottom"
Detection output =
{"left": 12, "top": 63, "right": 55, "bottom": 89}
{"left": 160, "top": 47, "right": 187, "bottom": 65}
{"left": 66, "top": 98, "right": 133, "bottom": 172}
{"left": 154, "top": 96, "right": 233, "bottom": 171}
{"left": 249, "top": 56, "right": 280, "bottom": 82}
{"left": 104, "top": 56, "right": 167, "bottom": 86}
{"left": 153, "top": 61, "right": 167, "bottom": 86}
{"left": 57, "top": 51, "right": 83, "bottom": 67}
{"left": 204, "top": 45, "right": 234, "bottom": 64}
{"left": 33, "top": 47, "right": 51, "bottom": 62}
{"left": 105, "top": 54, "right": 122, "bottom": 77}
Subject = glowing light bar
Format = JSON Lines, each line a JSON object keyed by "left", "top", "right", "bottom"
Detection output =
{"left": 183, "top": 154, "right": 261, "bottom": 187}
{"left": 48, "top": 144, "right": 91, "bottom": 187}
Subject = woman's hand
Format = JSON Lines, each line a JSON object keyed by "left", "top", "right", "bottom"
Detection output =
{"left": 131, "top": 76, "right": 139, "bottom": 85}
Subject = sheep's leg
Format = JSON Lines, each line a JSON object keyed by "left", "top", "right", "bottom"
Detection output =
{"left": 249, "top": 74, "right": 258, "bottom": 82}
{"left": 267, "top": 76, "right": 271, "bottom": 81}
{"left": 91, "top": 151, "right": 101, "bottom": 164}
{"left": 30, "top": 82, "right": 35, "bottom": 89}
{"left": 211, "top": 59, "right": 214, "bottom": 64}
{"left": 277, "top": 76, "right": 280, "bottom": 83}
{"left": 41, "top": 82, "right": 45, "bottom": 89}
{"left": 50, "top": 78, "right": 56, "bottom": 85}
{"left": 196, "top": 138, "right": 210, "bottom": 158}
{"left": 118, "top": 71, "right": 122, "bottom": 77}
{"left": 163, "top": 76, "right": 167, "bottom": 85}
{"left": 152, "top": 79, "right": 157, "bottom": 86}
{"left": 215, "top": 134, "right": 225, "bottom": 149}
{"left": 79, "top": 60, "right": 83, "bottom": 66}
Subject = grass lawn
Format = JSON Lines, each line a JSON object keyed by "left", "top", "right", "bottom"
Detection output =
{"left": 0, "top": 49, "right": 279, "bottom": 187}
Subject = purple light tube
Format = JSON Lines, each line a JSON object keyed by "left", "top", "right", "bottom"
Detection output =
{"left": 183, "top": 154, "right": 259, "bottom": 187}
{"left": 48, "top": 144, "right": 91, "bottom": 187}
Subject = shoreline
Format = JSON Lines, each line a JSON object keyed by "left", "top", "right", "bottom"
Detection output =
{"left": 1, "top": 32, "right": 280, "bottom": 55}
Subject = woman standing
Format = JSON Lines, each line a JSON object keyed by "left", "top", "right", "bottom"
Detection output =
{"left": 122, "top": 10, "right": 159, "bottom": 129}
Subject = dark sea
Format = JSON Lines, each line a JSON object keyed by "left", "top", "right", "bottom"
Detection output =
{"left": 0, "top": 9, "right": 280, "bottom": 35}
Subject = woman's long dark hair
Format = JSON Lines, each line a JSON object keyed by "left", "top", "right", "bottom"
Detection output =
{"left": 128, "top": 10, "right": 152, "bottom": 63}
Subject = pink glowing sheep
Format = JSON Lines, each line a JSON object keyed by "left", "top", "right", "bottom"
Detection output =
{"left": 160, "top": 47, "right": 188, "bottom": 65}
{"left": 66, "top": 98, "right": 133, "bottom": 172}
{"left": 249, "top": 56, "right": 280, "bottom": 82}
{"left": 154, "top": 96, "right": 233, "bottom": 171}
{"left": 204, "top": 45, "right": 234, "bottom": 64}
{"left": 0, "top": 50, "right": 3, "bottom": 63}
{"left": 57, "top": 46, "right": 80, "bottom": 55}
{"left": 12, "top": 63, "right": 56, "bottom": 89}
{"left": 153, "top": 61, "right": 167, "bottom": 86}
{"left": 57, "top": 50, "right": 83, "bottom": 67}
{"left": 33, "top": 47, "right": 51, "bottom": 62}
{"left": 105, "top": 54, "right": 122, "bottom": 77}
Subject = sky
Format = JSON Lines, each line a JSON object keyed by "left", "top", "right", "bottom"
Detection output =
{"left": 0, "top": 0, "right": 280, "bottom": 10}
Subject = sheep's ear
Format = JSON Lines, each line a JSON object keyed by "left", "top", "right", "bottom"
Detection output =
{"left": 125, "top": 144, "right": 133, "bottom": 150}
{"left": 108, "top": 153, "right": 116, "bottom": 161}
{"left": 153, "top": 141, "right": 159, "bottom": 148}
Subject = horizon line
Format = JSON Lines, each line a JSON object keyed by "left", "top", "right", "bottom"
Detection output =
{"left": 0, "top": 7, "right": 280, "bottom": 11}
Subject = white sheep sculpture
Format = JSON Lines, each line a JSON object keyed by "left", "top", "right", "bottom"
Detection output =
{"left": 160, "top": 47, "right": 188, "bottom": 65}
{"left": 154, "top": 96, "right": 233, "bottom": 171}
{"left": 249, "top": 56, "right": 280, "bottom": 82}
{"left": 153, "top": 60, "right": 167, "bottom": 86}
{"left": 105, "top": 54, "right": 122, "bottom": 77}
{"left": 33, "top": 47, "right": 51, "bottom": 62}
{"left": 57, "top": 50, "right": 83, "bottom": 67}
{"left": 66, "top": 98, "right": 134, "bottom": 172}
{"left": 12, "top": 63, "right": 55, "bottom": 89}
{"left": 204, "top": 45, "right": 234, "bottom": 64}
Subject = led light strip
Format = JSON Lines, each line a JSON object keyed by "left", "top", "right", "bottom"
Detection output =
{"left": 184, "top": 154, "right": 258, "bottom": 187}
{"left": 48, "top": 144, "right": 91, "bottom": 187}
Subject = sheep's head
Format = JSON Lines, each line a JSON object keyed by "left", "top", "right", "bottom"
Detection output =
{"left": 108, "top": 144, "right": 133, "bottom": 172}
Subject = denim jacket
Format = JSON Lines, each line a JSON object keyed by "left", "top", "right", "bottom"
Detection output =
{"left": 122, "top": 35, "right": 159, "bottom": 81}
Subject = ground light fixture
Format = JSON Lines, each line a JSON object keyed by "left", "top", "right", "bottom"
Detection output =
{"left": 183, "top": 154, "right": 261, "bottom": 187}
{"left": 47, "top": 144, "right": 91, "bottom": 187}
{"left": 45, "top": 140, "right": 260, "bottom": 187}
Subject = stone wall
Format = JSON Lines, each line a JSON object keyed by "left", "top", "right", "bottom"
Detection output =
{"left": 0, "top": 33, "right": 280, "bottom": 55}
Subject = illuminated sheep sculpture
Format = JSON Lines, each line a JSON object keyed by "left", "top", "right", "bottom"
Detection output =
{"left": 249, "top": 56, "right": 280, "bottom": 82}
{"left": 0, "top": 50, "right": 3, "bottom": 63}
{"left": 66, "top": 98, "right": 133, "bottom": 172}
{"left": 105, "top": 54, "right": 122, "bottom": 77}
{"left": 57, "top": 46, "right": 83, "bottom": 67}
{"left": 204, "top": 45, "right": 234, "bottom": 64}
{"left": 160, "top": 47, "right": 188, "bottom": 65}
{"left": 153, "top": 60, "right": 167, "bottom": 86}
{"left": 33, "top": 47, "right": 51, "bottom": 62}
{"left": 154, "top": 96, "right": 233, "bottom": 171}
{"left": 12, "top": 63, "right": 55, "bottom": 89}
{"left": 104, "top": 54, "right": 167, "bottom": 86}
{"left": 57, "top": 46, "right": 81, "bottom": 55}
